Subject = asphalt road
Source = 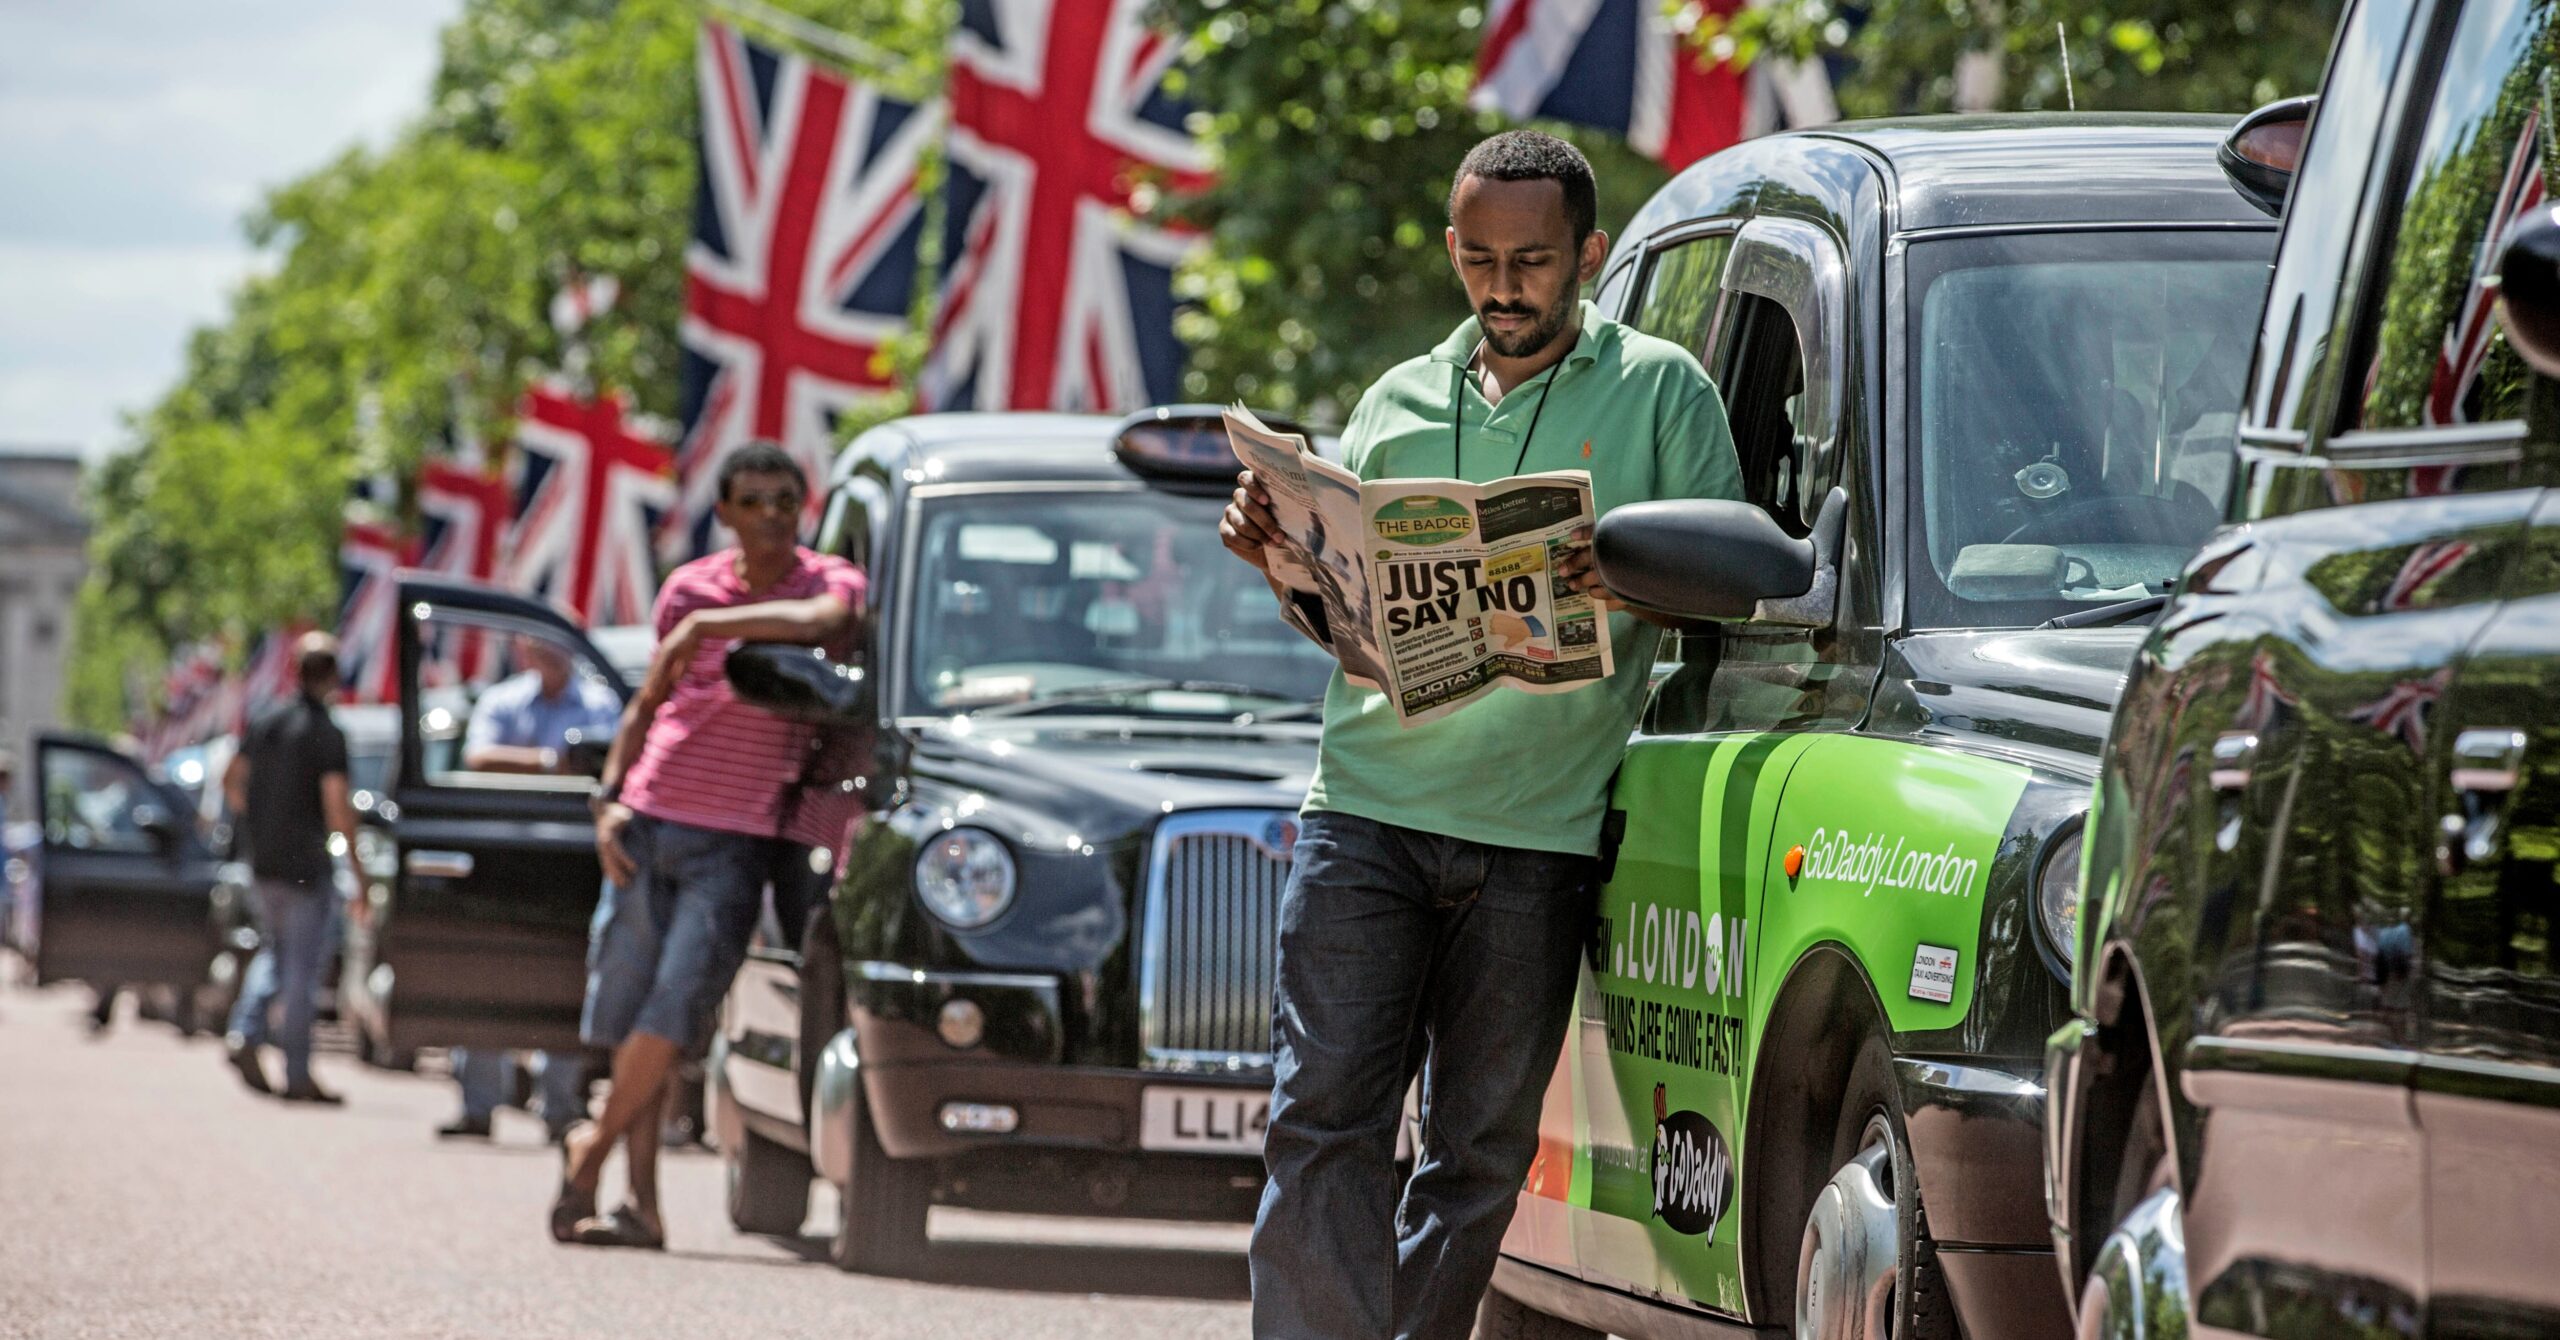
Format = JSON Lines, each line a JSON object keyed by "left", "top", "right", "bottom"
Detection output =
{"left": 0, "top": 985, "right": 1252, "bottom": 1340}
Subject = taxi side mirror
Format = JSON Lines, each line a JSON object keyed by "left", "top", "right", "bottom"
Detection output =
{"left": 2500, "top": 204, "right": 2560, "bottom": 379}
{"left": 1594, "top": 488, "right": 1846, "bottom": 626}
{"left": 724, "top": 644, "right": 872, "bottom": 723}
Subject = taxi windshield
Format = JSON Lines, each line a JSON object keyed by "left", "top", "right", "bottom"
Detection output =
{"left": 1907, "top": 228, "right": 2275, "bottom": 628}
{"left": 904, "top": 488, "right": 1338, "bottom": 717}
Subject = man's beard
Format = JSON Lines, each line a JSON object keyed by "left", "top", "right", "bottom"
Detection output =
{"left": 1478, "top": 290, "right": 1574, "bottom": 359}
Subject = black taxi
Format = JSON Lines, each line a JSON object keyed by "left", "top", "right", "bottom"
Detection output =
{"left": 2050, "top": 0, "right": 2560, "bottom": 1334}
{"left": 709, "top": 409, "right": 1339, "bottom": 1272}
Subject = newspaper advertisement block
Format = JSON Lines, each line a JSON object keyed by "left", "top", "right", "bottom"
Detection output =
{"left": 1224, "top": 406, "right": 1613, "bottom": 727}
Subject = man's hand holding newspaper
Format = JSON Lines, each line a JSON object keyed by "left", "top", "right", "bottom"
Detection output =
{"left": 1222, "top": 406, "right": 1616, "bottom": 727}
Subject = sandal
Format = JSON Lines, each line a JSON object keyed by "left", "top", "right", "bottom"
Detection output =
{"left": 549, "top": 1121, "right": 599, "bottom": 1243}
{"left": 570, "top": 1203, "right": 666, "bottom": 1251}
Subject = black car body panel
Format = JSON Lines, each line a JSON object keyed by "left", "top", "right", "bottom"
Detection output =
{"left": 28, "top": 731, "right": 226, "bottom": 990}
{"left": 2051, "top": 0, "right": 2560, "bottom": 1335}
{"left": 338, "top": 576, "right": 632, "bottom": 1056}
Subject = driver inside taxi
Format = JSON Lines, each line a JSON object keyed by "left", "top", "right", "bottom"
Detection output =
{"left": 462, "top": 636, "right": 622, "bottom": 775}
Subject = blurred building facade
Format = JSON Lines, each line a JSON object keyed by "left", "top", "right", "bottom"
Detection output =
{"left": 0, "top": 450, "right": 89, "bottom": 820}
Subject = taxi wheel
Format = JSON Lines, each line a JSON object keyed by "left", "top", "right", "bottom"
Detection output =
{"left": 1795, "top": 1038, "right": 1954, "bottom": 1340}
{"left": 724, "top": 1125, "right": 813, "bottom": 1237}
{"left": 829, "top": 1087, "right": 932, "bottom": 1276}
{"left": 1473, "top": 1285, "right": 1604, "bottom": 1339}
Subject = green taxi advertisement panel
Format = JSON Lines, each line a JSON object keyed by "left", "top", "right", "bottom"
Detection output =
{"left": 1545, "top": 732, "right": 2028, "bottom": 1316}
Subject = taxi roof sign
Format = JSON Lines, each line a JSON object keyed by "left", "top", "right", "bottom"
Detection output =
{"left": 1111, "top": 403, "right": 1314, "bottom": 481}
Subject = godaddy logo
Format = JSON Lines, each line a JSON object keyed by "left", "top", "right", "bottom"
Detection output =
{"left": 1799, "top": 827, "right": 1981, "bottom": 899}
{"left": 1370, "top": 495, "right": 1471, "bottom": 546}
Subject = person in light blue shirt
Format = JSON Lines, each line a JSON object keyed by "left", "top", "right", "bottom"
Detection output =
{"left": 461, "top": 640, "right": 622, "bottom": 776}
{"left": 442, "top": 637, "right": 622, "bottom": 1141}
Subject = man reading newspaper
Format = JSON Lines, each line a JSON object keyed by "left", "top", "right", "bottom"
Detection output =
{"left": 1219, "top": 130, "right": 1742, "bottom": 1339}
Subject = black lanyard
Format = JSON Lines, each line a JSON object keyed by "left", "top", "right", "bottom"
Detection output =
{"left": 1452, "top": 340, "right": 1566, "bottom": 478}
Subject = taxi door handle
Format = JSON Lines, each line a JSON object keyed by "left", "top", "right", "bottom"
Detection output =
{"left": 2210, "top": 732, "right": 2259, "bottom": 792}
{"left": 405, "top": 849, "right": 475, "bottom": 880}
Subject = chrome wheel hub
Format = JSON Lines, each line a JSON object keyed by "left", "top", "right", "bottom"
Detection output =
{"left": 1797, "top": 1121, "right": 1902, "bottom": 1340}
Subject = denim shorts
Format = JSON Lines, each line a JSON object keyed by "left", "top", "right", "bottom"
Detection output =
{"left": 580, "top": 813, "right": 777, "bottom": 1054}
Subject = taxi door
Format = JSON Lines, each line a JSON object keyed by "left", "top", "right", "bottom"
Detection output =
{"left": 361, "top": 577, "right": 629, "bottom": 1054}
{"left": 28, "top": 733, "right": 225, "bottom": 988}
{"left": 1533, "top": 210, "right": 1881, "bottom": 1320}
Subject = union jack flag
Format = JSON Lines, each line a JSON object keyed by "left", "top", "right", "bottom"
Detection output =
{"left": 2349, "top": 666, "right": 2450, "bottom": 754}
{"left": 2428, "top": 108, "right": 2546, "bottom": 425}
{"left": 669, "top": 19, "right": 938, "bottom": 559}
{"left": 145, "top": 640, "right": 230, "bottom": 762}
{"left": 339, "top": 514, "right": 413, "bottom": 706}
{"left": 1471, "top": 0, "right": 1839, "bottom": 170}
{"left": 233, "top": 627, "right": 305, "bottom": 734}
{"left": 2378, "top": 538, "right": 2475, "bottom": 612}
{"left": 417, "top": 457, "right": 515, "bottom": 683}
{"left": 919, "top": 0, "right": 1212, "bottom": 414}
{"left": 2231, "top": 647, "right": 2299, "bottom": 734}
{"left": 508, "top": 378, "right": 675, "bottom": 628}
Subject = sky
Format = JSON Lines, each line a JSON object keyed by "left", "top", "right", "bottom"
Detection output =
{"left": 0, "top": 0, "right": 461, "bottom": 459}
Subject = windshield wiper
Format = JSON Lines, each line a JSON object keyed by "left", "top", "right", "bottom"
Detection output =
{"left": 2040, "top": 594, "right": 2170, "bottom": 630}
{"left": 1235, "top": 700, "right": 1326, "bottom": 724}
{"left": 971, "top": 678, "right": 1304, "bottom": 717}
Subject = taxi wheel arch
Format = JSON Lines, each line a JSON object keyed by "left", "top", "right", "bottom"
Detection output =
{"left": 1743, "top": 945, "right": 1955, "bottom": 1338}
{"left": 1741, "top": 945, "right": 1882, "bottom": 1325}
{"left": 2065, "top": 948, "right": 2173, "bottom": 1292}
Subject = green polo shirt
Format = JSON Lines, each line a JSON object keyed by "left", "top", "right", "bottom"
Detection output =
{"left": 1303, "top": 300, "right": 1743, "bottom": 856}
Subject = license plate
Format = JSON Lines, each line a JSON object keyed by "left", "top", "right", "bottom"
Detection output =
{"left": 1139, "top": 1086, "right": 1270, "bottom": 1155}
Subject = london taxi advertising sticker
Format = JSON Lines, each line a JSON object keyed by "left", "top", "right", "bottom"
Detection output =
{"left": 1909, "top": 944, "right": 1959, "bottom": 1004}
{"left": 1649, "top": 1083, "right": 1735, "bottom": 1245}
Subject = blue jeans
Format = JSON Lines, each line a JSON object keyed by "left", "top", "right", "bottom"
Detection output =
{"left": 580, "top": 814, "right": 775, "bottom": 1054}
{"left": 1249, "top": 812, "right": 1598, "bottom": 1340}
{"left": 232, "top": 879, "right": 340, "bottom": 1091}
{"left": 455, "top": 1048, "right": 587, "bottom": 1129}
{"left": 226, "top": 895, "right": 342, "bottom": 1050}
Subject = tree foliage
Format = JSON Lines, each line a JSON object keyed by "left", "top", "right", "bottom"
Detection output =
{"left": 1157, "top": 0, "right": 1667, "bottom": 418}
{"left": 1727, "top": 0, "right": 2343, "bottom": 117}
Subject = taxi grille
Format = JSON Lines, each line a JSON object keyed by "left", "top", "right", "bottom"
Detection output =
{"left": 1139, "top": 811, "right": 1294, "bottom": 1070}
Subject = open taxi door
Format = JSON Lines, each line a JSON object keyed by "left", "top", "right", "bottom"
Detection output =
{"left": 29, "top": 732, "right": 225, "bottom": 988}
{"left": 352, "top": 576, "right": 629, "bottom": 1055}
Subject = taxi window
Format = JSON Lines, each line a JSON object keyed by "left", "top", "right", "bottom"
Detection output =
{"left": 1909, "top": 228, "right": 2276, "bottom": 628}
{"left": 409, "top": 614, "right": 622, "bottom": 791}
{"left": 2350, "top": 0, "right": 2556, "bottom": 431}
{"left": 2247, "top": 0, "right": 2424, "bottom": 438}
{"left": 905, "top": 489, "right": 1338, "bottom": 717}
{"left": 1630, "top": 232, "right": 1736, "bottom": 361}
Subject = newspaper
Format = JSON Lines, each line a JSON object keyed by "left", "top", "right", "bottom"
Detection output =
{"left": 1225, "top": 406, "right": 1614, "bottom": 727}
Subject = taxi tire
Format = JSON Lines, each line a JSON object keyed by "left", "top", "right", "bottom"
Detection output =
{"left": 725, "top": 1125, "right": 813, "bottom": 1237}
{"left": 1804, "top": 1037, "right": 1955, "bottom": 1340}
{"left": 830, "top": 1087, "right": 932, "bottom": 1276}
{"left": 1472, "top": 1285, "right": 1604, "bottom": 1340}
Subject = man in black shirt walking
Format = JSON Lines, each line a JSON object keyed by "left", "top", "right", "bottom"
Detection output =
{"left": 221, "top": 633, "right": 363, "bottom": 1103}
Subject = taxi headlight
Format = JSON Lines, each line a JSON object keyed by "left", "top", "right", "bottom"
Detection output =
{"left": 2036, "top": 822, "right": 2085, "bottom": 972}
{"left": 915, "top": 827, "right": 1015, "bottom": 929}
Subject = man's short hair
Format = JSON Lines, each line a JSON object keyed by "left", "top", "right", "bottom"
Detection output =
{"left": 1448, "top": 129, "right": 1599, "bottom": 246}
{"left": 295, "top": 632, "right": 341, "bottom": 694}
{"left": 718, "top": 441, "right": 807, "bottom": 502}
